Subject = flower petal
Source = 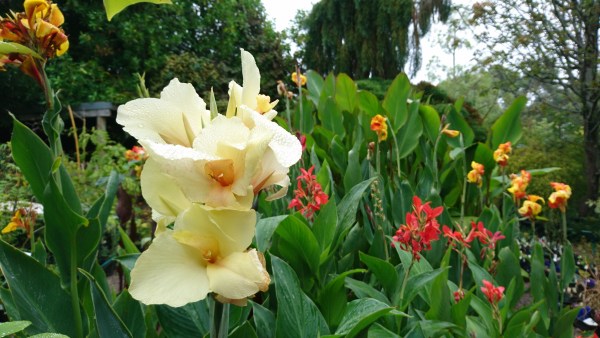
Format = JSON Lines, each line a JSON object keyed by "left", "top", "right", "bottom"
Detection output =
{"left": 117, "top": 79, "right": 208, "bottom": 147}
{"left": 140, "top": 157, "right": 192, "bottom": 218}
{"left": 207, "top": 249, "right": 270, "bottom": 300}
{"left": 129, "top": 231, "right": 209, "bottom": 307}
{"left": 175, "top": 204, "right": 256, "bottom": 255}
{"left": 240, "top": 49, "right": 261, "bottom": 109}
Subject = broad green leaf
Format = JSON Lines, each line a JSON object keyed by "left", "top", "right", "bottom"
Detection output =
{"left": 103, "top": 0, "right": 172, "bottom": 21}
{"left": 490, "top": 96, "right": 525, "bottom": 149}
{"left": 0, "top": 321, "right": 30, "bottom": 337}
{"left": 496, "top": 247, "right": 524, "bottom": 309}
{"left": 335, "top": 73, "right": 357, "bottom": 113}
{"left": 113, "top": 291, "right": 145, "bottom": 338}
{"left": 473, "top": 143, "right": 495, "bottom": 178}
{"left": 256, "top": 215, "right": 286, "bottom": 252}
{"left": 403, "top": 267, "right": 449, "bottom": 309}
{"left": 0, "top": 287, "right": 19, "bottom": 322}
{"left": 334, "top": 178, "right": 376, "bottom": 248}
{"left": 28, "top": 334, "right": 69, "bottom": 338}
{"left": 553, "top": 307, "right": 579, "bottom": 338}
{"left": 335, "top": 298, "right": 405, "bottom": 337}
{"left": 250, "top": 301, "right": 276, "bottom": 338}
{"left": 272, "top": 256, "right": 329, "bottom": 338}
{"left": 395, "top": 101, "right": 423, "bottom": 159}
{"left": 418, "top": 105, "right": 441, "bottom": 143}
{"left": 343, "top": 143, "right": 362, "bottom": 191}
{"left": 155, "top": 300, "right": 209, "bottom": 337}
{"left": 425, "top": 247, "right": 452, "bottom": 322}
{"left": 383, "top": 73, "right": 410, "bottom": 130}
{"left": 317, "top": 73, "right": 336, "bottom": 113}
{"left": 87, "top": 170, "right": 120, "bottom": 231}
{"left": 560, "top": 243, "right": 575, "bottom": 291}
{"left": 358, "top": 90, "right": 379, "bottom": 118}
{"left": 0, "top": 42, "right": 42, "bottom": 59}
{"left": 344, "top": 278, "right": 390, "bottom": 305}
{"left": 43, "top": 179, "right": 95, "bottom": 287}
{"left": 318, "top": 98, "right": 346, "bottom": 138}
{"left": 359, "top": 252, "right": 397, "bottom": 296}
{"left": 504, "top": 303, "right": 542, "bottom": 337}
{"left": 274, "top": 214, "right": 321, "bottom": 275}
{"left": 306, "top": 70, "right": 325, "bottom": 106}
{"left": 367, "top": 323, "right": 400, "bottom": 338}
{"left": 0, "top": 240, "right": 76, "bottom": 336}
{"left": 318, "top": 269, "right": 365, "bottom": 328}
{"left": 229, "top": 321, "right": 258, "bottom": 338}
{"left": 10, "top": 117, "right": 53, "bottom": 203}
{"left": 446, "top": 107, "right": 474, "bottom": 148}
{"left": 312, "top": 199, "right": 337, "bottom": 252}
{"left": 80, "top": 270, "right": 132, "bottom": 338}
{"left": 118, "top": 227, "right": 140, "bottom": 254}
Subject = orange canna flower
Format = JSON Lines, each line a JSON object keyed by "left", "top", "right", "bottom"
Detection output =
{"left": 548, "top": 182, "right": 571, "bottom": 212}
{"left": 467, "top": 161, "right": 485, "bottom": 187}
{"left": 481, "top": 280, "right": 504, "bottom": 304}
{"left": 518, "top": 195, "right": 544, "bottom": 220}
{"left": 2, "top": 208, "right": 36, "bottom": 236}
{"left": 291, "top": 71, "right": 307, "bottom": 86}
{"left": 370, "top": 114, "right": 388, "bottom": 142}
{"left": 493, "top": 142, "right": 512, "bottom": 167}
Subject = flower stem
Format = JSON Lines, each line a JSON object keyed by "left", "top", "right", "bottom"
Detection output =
{"left": 386, "top": 119, "right": 402, "bottom": 180}
{"left": 561, "top": 210, "right": 568, "bottom": 243}
{"left": 396, "top": 259, "right": 414, "bottom": 333}
{"left": 432, "top": 132, "right": 442, "bottom": 191}
{"left": 296, "top": 65, "right": 303, "bottom": 132}
{"left": 459, "top": 135, "right": 467, "bottom": 227}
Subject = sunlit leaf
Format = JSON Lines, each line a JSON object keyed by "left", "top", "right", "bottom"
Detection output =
{"left": 103, "top": 0, "right": 172, "bottom": 21}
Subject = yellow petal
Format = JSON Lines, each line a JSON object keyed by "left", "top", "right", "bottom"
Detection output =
{"left": 24, "top": 0, "right": 47, "bottom": 20}
{"left": 129, "top": 232, "right": 210, "bottom": 307}
{"left": 240, "top": 49, "right": 261, "bottom": 109}
{"left": 207, "top": 249, "right": 270, "bottom": 300}
{"left": 48, "top": 4, "right": 64, "bottom": 26}
{"left": 140, "top": 158, "right": 191, "bottom": 217}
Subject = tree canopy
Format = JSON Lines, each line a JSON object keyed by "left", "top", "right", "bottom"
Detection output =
{"left": 300, "top": 0, "right": 451, "bottom": 79}
{"left": 470, "top": 0, "right": 600, "bottom": 212}
{"left": 0, "top": 0, "right": 292, "bottom": 138}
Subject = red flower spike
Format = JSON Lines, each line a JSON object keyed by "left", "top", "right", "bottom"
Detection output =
{"left": 288, "top": 165, "right": 329, "bottom": 220}
{"left": 481, "top": 279, "right": 504, "bottom": 304}
{"left": 392, "top": 196, "right": 444, "bottom": 261}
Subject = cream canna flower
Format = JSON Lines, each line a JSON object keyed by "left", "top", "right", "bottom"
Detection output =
{"left": 226, "top": 49, "right": 302, "bottom": 171}
{"left": 129, "top": 204, "right": 270, "bottom": 307}
{"left": 141, "top": 114, "right": 276, "bottom": 208}
{"left": 116, "top": 78, "right": 211, "bottom": 148}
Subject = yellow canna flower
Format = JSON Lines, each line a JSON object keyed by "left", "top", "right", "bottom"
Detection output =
{"left": 467, "top": 161, "right": 485, "bottom": 187}
{"left": 129, "top": 204, "right": 270, "bottom": 307}
{"left": 2, "top": 208, "right": 35, "bottom": 236}
{"left": 493, "top": 142, "right": 512, "bottom": 167}
{"left": 518, "top": 195, "right": 544, "bottom": 220}
{"left": 507, "top": 170, "right": 531, "bottom": 202}
{"left": 548, "top": 182, "right": 571, "bottom": 212}
{"left": 291, "top": 71, "right": 307, "bottom": 86}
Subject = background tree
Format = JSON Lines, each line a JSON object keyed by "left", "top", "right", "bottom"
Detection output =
{"left": 298, "top": 0, "right": 452, "bottom": 79}
{"left": 469, "top": 1, "right": 600, "bottom": 214}
{"left": 0, "top": 0, "right": 292, "bottom": 141}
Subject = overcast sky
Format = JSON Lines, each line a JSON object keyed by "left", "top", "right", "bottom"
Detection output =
{"left": 261, "top": 0, "right": 475, "bottom": 84}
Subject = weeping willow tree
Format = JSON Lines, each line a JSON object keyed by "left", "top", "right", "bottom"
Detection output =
{"left": 302, "top": 0, "right": 451, "bottom": 79}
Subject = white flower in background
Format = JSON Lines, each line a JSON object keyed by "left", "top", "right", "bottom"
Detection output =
{"left": 116, "top": 78, "right": 211, "bottom": 148}
{"left": 129, "top": 204, "right": 270, "bottom": 307}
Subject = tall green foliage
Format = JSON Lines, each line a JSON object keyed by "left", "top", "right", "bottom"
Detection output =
{"left": 301, "top": 0, "right": 451, "bottom": 78}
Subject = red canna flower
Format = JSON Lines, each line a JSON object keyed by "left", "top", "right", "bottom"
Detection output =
{"left": 288, "top": 166, "right": 329, "bottom": 219}
{"left": 470, "top": 221, "right": 505, "bottom": 252}
{"left": 392, "top": 196, "right": 443, "bottom": 261}
{"left": 481, "top": 279, "right": 504, "bottom": 304}
{"left": 442, "top": 224, "right": 476, "bottom": 248}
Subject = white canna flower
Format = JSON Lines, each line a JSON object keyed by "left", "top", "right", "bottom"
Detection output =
{"left": 129, "top": 204, "right": 270, "bottom": 307}
{"left": 117, "top": 78, "right": 211, "bottom": 148}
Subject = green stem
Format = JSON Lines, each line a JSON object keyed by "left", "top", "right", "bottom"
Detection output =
{"left": 561, "top": 210, "right": 568, "bottom": 243}
{"left": 70, "top": 237, "right": 83, "bottom": 338}
{"left": 285, "top": 94, "right": 291, "bottom": 132}
{"left": 375, "top": 142, "right": 381, "bottom": 177}
{"left": 531, "top": 220, "right": 536, "bottom": 241}
{"left": 459, "top": 135, "right": 467, "bottom": 227}
{"left": 500, "top": 167, "right": 506, "bottom": 216}
{"left": 386, "top": 119, "right": 402, "bottom": 180}
{"left": 396, "top": 259, "right": 414, "bottom": 333}
{"left": 432, "top": 132, "right": 442, "bottom": 191}
{"left": 296, "top": 66, "right": 303, "bottom": 133}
